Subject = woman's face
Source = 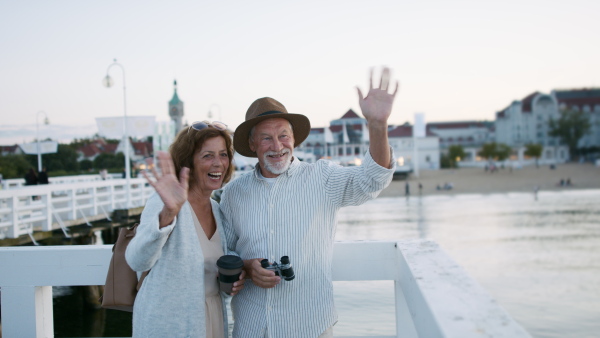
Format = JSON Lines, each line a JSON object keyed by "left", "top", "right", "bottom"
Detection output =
{"left": 192, "top": 136, "right": 230, "bottom": 194}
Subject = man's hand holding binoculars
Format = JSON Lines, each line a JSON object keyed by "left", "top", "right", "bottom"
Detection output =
{"left": 244, "top": 259, "right": 281, "bottom": 288}
{"left": 243, "top": 256, "right": 294, "bottom": 288}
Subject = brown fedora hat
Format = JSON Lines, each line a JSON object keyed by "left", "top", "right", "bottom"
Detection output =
{"left": 234, "top": 97, "right": 311, "bottom": 157}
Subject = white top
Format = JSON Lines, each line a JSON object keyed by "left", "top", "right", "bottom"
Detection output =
{"left": 193, "top": 211, "right": 225, "bottom": 337}
{"left": 125, "top": 195, "right": 229, "bottom": 338}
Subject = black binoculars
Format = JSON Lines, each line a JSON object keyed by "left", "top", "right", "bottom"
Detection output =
{"left": 261, "top": 256, "right": 295, "bottom": 281}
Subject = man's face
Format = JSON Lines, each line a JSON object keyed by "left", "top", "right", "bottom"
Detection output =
{"left": 249, "top": 118, "right": 295, "bottom": 178}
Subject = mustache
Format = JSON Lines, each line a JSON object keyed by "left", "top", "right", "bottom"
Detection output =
{"left": 265, "top": 148, "right": 290, "bottom": 157}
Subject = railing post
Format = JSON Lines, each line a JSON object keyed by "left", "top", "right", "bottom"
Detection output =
{"left": 93, "top": 184, "right": 98, "bottom": 215}
{"left": 1, "top": 285, "right": 54, "bottom": 338}
{"left": 42, "top": 192, "right": 52, "bottom": 231}
{"left": 10, "top": 195, "right": 19, "bottom": 238}
{"left": 110, "top": 182, "right": 115, "bottom": 210}
{"left": 70, "top": 188, "right": 76, "bottom": 220}
{"left": 394, "top": 280, "right": 418, "bottom": 338}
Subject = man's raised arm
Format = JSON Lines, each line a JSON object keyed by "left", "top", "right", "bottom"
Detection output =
{"left": 356, "top": 67, "right": 399, "bottom": 168}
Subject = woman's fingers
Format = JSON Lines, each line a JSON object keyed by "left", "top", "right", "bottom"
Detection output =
{"left": 142, "top": 170, "right": 155, "bottom": 187}
{"left": 156, "top": 151, "right": 174, "bottom": 176}
{"left": 150, "top": 165, "right": 160, "bottom": 180}
{"left": 179, "top": 167, "right": 190, "bottom": 191}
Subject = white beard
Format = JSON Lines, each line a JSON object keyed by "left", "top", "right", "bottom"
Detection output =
{"left": 262, "top": 149, "right": 292, "bottom": 175}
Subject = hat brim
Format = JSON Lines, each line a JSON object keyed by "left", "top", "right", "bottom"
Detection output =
{"left": 234, "top": 113, "right": 311, "bottom": 157}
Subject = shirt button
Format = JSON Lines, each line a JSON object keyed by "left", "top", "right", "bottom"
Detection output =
{"left": 269, "top": 204, "right": 274, "bottom": 208}
{"left": 270, "top": 230, "right": 274, "bottom": 234}
{"left": 267, "top": 306, "right": 272, "bottom": 311}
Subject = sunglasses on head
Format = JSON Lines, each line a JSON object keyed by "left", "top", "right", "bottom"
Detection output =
{"left": 188, "top": 121, "right": 228, "bottom": 134}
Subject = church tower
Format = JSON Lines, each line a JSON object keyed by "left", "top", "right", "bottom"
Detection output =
{"left": 169, "top": 80, "right": 184, "bottom": 134}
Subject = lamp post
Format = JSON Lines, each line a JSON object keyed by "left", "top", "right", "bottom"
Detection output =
{"left": 103, "top": 59, "right": 131, "bottom": 208}
{"left": 35, "top": 111, "right": 49, "bottom": 172}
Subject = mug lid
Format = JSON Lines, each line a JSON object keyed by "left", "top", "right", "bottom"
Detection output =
{"left": 217, "top": 255, "right": 244, "bottom": 269}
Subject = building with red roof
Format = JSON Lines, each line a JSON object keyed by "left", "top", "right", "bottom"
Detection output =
{"left": 298, "top": 110, "right": 441, "bottom": 170}
{"left": 495, "top": 88, "right": 600, "bottom": 162}
{"left": 426, "top": 121, "right": 494, "bottom": 151}
{"left": 0, "top": 145, "right": 24, "bottom": 156}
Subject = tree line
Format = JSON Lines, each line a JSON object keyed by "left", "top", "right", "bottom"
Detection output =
{"left": 440, "top": 107, "right": 593, "bottom": 168}
{"left": 0, "top": 137, "right": 133, "bottom": 179}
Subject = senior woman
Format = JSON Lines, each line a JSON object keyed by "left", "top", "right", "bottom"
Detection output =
{"left": 126, "top": 121, "right": 244, "bottom": 338}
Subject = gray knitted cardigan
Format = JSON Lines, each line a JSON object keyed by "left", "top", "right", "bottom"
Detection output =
{"left": 125, "top": 193, "right": 229, "bottom": 338}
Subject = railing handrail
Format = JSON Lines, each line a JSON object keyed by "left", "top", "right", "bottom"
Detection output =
{"left": 0, "top": 240, "right": 531, "bottom": 338}
{"left": 1, "top": 174, "right": 124, "bottom": 190}
{"left": 0, "top": 178, "right": 153, "bottom": 240}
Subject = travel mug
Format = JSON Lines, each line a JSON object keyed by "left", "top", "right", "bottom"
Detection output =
{"left": 216, "top": 255, "right": 244, "bottom": 295}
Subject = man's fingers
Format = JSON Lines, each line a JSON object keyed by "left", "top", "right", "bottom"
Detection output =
{"left": 392, "top": 80, "right": 400, "bottom": 97}
{"left": 356, "top": 87, "right": 364, "bottom": 102}
{"left": 369, "top": 68, "right": 374, "bottom": 91}
{"left": 380, "top": 67, "right": 390, "bottom": 91}
{"left": 256, "top": 276, "right": 281, "bottom": 288}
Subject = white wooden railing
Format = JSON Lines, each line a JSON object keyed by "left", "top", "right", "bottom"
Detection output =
{"left": 0, "top": 174, "right": 125, "bottom": 190}
{"left": 0, "top": 178, "right": 153, "bottom": 240}
{"left": 0, "top": 240, "right": 531, "bottom": 338}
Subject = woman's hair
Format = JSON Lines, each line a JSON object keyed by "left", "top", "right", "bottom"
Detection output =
{"left": 169, "top": 126, "right": 235, "bottom": 187}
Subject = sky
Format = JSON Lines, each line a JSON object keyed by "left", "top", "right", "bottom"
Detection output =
{"left": 1, "top": 0, "right": 599, "bottom": 145}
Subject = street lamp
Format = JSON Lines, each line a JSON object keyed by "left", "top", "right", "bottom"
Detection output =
{"left": 35, "top": 111, "right": 50, "bottom": 172}
{"left": 103, "top": 59, "right": 131, "bottom": 208}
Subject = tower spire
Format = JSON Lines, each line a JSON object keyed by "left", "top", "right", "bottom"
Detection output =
{"left": 168, "top": 79, "right": 184, "bottom": 134}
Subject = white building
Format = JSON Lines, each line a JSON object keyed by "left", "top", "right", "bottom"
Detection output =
{"left": 298, "top": 109, "right": 440, "bottom": 170}
{"left": 494, "top": 88, "right": 600, "bottom": 162}
{"left": 298, "top": 109, "right": 370, "bottom": 164}
{"left": 553, "top": 88, "right": 600, "bottom": 149}
{"left": 388, "top": 125, "right": 440, "bottom": 170}
{"left": 115, "top": 138, "right": 153, "bottom": 165}
{"left": 427, "top": 121, "right": 494, "bottom": 149}
{"left": 426, "top": 121, "right": 494, "bottom": 162}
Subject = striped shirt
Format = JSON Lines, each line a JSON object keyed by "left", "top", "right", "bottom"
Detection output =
{"left": 220, "top": 150, "right": 394, "bottom": 338}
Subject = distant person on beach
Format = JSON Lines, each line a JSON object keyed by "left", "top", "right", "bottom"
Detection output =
{"left": 126, "top": 123, "right": 245, "bottom": 337}
{"left": 220, "top": 67, "right": 397, "bottom": 337}
{"left": 24, "top": 168, "right": 38, "bottom": 186}
{"left": 405, "top": 181, "right": 410, "bottom": 196}
{"left": 38, "top": 167, "right": 49, "bottom": 184}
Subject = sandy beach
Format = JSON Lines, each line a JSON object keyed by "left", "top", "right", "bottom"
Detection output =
{"left": 379, "top": 163, "right": 600, "bottom": 198}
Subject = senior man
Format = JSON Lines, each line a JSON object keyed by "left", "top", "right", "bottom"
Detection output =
{"left": 220, "top": 68, "right": 398, "bottom": 338}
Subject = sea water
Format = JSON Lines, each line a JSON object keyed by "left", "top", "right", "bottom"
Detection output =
{"left": 333, "top": 189, "right": 600, "bottom": 338}
{"left": 51, "top": 189, "right": 600, "bottom": 337}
